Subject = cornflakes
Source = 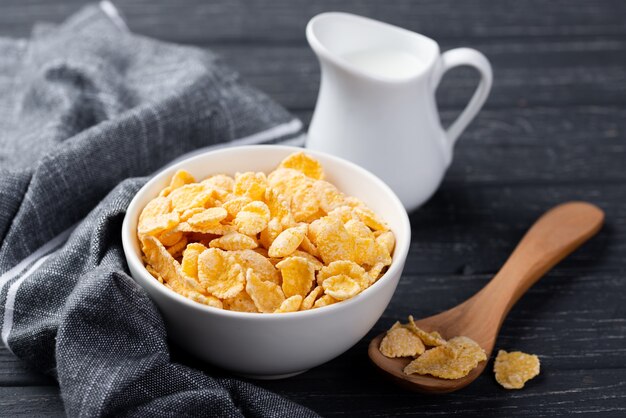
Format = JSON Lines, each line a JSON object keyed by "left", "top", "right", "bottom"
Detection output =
{"left": 278, "top": 151, "right": 324, "bottom": 180}
{"left": 276, "top": 256, "right": 315, "bottom": 298}
{"left": 187, "top": 207, "right": 228, "bottom": 227}
{"left": 224, "top": 290, "right": 258, "bottom": 313}
{"left": 245, "top": 269, "right": 285, "bottom": 313}
{"left": 234, "top": 172, "right": 267, "bottom": 201}
{"left": 197, "top": 248, "right": 245, "bottom": 299}
{"left": 275, "top": 295, "right": 303, "bottom": 313}
{"left": 403, "top": 336, "right": 487, "bottom": 379}
{"left": 268, "top": 224, "right": 307, "bottom": 258}
{"left": 379, "top": 322, "right": 426, "bottom": 358}
{"left": 233, "top": 201, "right": 270, "bottom": 235}
{"left": 230, "top": 249, "right": 280, "bottom": 284}
{"left": 209, "top": 232, "right": 258, "bottom": 251}
{"left": 138, "top": 151, "right": 395, "bottom": 313}
{"left": 494, "top": 350, "right": 540, "bottom": 389}
{"left": 313, "top": 294, "right": 338, "bottom": 309}
{"left": 169, "top": 169, "right": 196, "bottom": 190}
{"left": 301, "top": 285, "right": 323, "bottom": 310}
{"left": 321, "top": 274, "right": 360, "bottom": 300}
{"left": 317, "top": 260, "right": 371, "bottom": 290}
{"left": 202, "top": 174, "right": 234, "bottom": 192}
{"left": 406, "top": 315, "right": 446, "bottom": 347}
{"left": 181, "top": 243, "right": 207, "bottom": 279}
{"left": 379, "top": 316, "right": 495, "bottom": 381}
{"left": 309, "top": 216, "right": 356, "bottom": 264}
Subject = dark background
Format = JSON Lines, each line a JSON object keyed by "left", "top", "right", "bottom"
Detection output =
{"left": 1, "top": 1, "right": 625, "bottom": 416}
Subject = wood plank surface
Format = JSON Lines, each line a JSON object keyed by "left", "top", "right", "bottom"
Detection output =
{"left": 1, "top": 0, "right": 625, "bottom": 42}
{"left": 0, "top": 0, "right": 624, "bottom": 416}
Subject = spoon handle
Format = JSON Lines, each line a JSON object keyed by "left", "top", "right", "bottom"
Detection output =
{"left": 480, "top": 201, "right": 604, "bottom": 318}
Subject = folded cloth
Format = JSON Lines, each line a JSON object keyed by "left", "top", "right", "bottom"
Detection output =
{"left": 0, "top": 3, "right": 317, "bottom": 417}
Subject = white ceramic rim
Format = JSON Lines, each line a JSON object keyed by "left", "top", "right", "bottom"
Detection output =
{"left": 121, "top": 145, "right": 411, "bottom": 320}
{"left": 306, "top": 11, "right": 440, "bottom": 84}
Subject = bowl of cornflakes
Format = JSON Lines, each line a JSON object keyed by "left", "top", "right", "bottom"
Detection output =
{"left": 122, "top": 145, "right": 411, "bottom": 378}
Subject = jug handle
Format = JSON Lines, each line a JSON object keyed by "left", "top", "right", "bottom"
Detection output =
{"left": 432, "top": 48, "right": 493, "bottom": 147}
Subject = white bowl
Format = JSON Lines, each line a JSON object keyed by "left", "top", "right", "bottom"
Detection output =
{"left": 122, "top": 145, "right": 411, "bottom": 379}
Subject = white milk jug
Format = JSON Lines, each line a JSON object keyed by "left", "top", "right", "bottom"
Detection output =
{"left": 306, "top": 12, "right": 493, "bottom": 212}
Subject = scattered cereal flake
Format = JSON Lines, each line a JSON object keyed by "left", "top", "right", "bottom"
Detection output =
{"left": 222, "top": 196, "right": 252, "bottom": 219}
{"left": 317, "top": 260, "right": 371, "bottom": 290}
{"left": 197, "top": 248, "right": 245, "bottom": 299}
{"left": 181, "top": 243, "right": 207, "bottom": 279}
{"left": 245, "top": 269, "right": 285, "bottom": 313}
{"left": 379, "top": 322, "right": 426, "bottom": 358}
{"left": 353, "top": 207, "right": 389, "bottom": 232}
{"left": 312, "top": 180, "right": 346, "bottom": 213}
{"left": 209, "top": 232, "right": 258, "bottom": 251}
{"left": 202, "top": 174, "right": 234, "bottom": 192}
{"left": 300, "top": 286, "right": 323, "bottom": 310}
{"left": 230, "top": 249, "right": 280, "bottom": 284}
{"left": 169, "top": 169, "right": 196, "bottom": 190}
{"left": 234, "top": 172, "right": 267, "bottom": 201}
{"left": 158, "top": 229, "right": 184, "bottom": 247}
{"left": 138, "top": 212, "right": 179, "bottom": 237}
{"left": 187, "top": 207, "right": 228, "bottom": 227}
{"left": 313, "top": 294, "right": 338, "bottom": 309}
{"left": 274, "top": 295, "right": 303, "bottom": 313}
{"left": 276, "top": 256, "right": 315, "bottom": 298}
{"left": 403, "top": 336, "right": 487, "bottom": 379}
{"left": 278, "top": 152, "right": 324, "bottom": 180}
{"left": 406, "top": 315, "right": 447, "bottom": 347}
{"left": 322, "top": 274, "right": 361, "bottom": 300}
{"left": 234, "top": 201, "right": 270, "bottom": 235}
{"left": 308, "top": 216, "right": 356, "bottom": 264}
{"left": 223, "top": 290, "right": 258, "bottom": 313}
{"left": 268, "top": 224, "right": 307, "bottom": 258}
{"left": 167, "top": 236, "right": 188, "bottom": 258}
{"left": 494, "top": 350, "right": 540, "bottom": 389}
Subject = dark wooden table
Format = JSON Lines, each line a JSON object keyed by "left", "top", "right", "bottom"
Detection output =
{"left": 2, "top": 1, "right": 625, "bottom": 416}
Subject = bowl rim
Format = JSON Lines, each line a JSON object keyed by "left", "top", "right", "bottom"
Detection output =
{"left": 121, "top": 144, "right": 411, "bottom": 320}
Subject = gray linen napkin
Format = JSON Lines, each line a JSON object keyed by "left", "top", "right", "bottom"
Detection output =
{"left": 0, "top": 3, "right": 318, "bottom": 417}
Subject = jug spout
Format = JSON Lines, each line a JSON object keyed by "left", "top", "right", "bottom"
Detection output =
{"left": 306, "top": 12, "right": 440, "bottom": 83}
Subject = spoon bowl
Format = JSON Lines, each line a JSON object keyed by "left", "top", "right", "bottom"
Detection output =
{"left": 369, "top": 201, "right": 604, "bottom": 393}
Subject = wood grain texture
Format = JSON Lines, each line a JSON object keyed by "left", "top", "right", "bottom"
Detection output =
{"left": 0, "top": 0, "right": 625, "bottom": 416}
{"left": 1, "top": 0, "right": 625, "bottom": 42}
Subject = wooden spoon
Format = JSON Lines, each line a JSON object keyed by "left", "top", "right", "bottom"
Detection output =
{"left": 368, "top": 201, "right": 604, "bottom": 394}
